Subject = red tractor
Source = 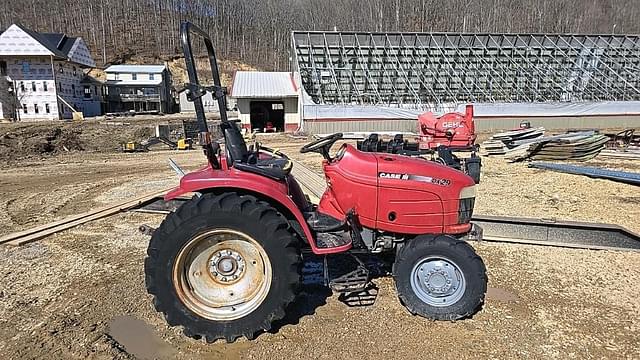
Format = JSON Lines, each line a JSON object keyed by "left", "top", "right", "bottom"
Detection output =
{"left": 144, "top": 22, "right": 487, "bottom": 343}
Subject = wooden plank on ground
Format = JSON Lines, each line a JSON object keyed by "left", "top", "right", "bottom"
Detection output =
{"left": 290, "top": 159, "right": 326, "bottom": 203}
{"left": 1, "top": 187, "right": 173, "bottom": 246}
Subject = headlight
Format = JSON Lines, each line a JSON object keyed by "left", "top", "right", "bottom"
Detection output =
{"left": 458, "top": 185, "right": 476, "bottom": 224}
{"left": 460, "top": 185, "right": 476, "bottom": 199}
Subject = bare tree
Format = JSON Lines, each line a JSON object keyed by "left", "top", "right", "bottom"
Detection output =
{"left": 0, "top": 0, "right": 638, "bottom": 70}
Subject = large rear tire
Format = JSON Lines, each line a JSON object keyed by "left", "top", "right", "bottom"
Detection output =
{"left": 393, "top": 235, "right": 486, "bottom": 320}
{"left": 145, "top": 192, "right": 302, "bottom": 342}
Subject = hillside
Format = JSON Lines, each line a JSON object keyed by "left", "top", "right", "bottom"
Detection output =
{"left": 1, "top": 0, "right": 639, "bottom": 71}
{"left": 89, "top": 56, "right": 257, "bottom": 90}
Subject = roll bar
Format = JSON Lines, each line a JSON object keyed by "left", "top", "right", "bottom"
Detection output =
{"left": 180, "top": 21, "right": 228, "bottom": 168}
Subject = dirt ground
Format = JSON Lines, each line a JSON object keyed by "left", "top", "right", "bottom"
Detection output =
{"left": 0, "top": 123, "right": 639, "bottom": 359}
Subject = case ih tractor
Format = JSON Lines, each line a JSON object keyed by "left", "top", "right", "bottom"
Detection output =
{"left": 144, "top": 22, "right": 487, "bottom": 343}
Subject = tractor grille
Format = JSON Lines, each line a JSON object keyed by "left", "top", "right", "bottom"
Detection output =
{"left": 458, "top": 197, "right": 475, "bottom": 224}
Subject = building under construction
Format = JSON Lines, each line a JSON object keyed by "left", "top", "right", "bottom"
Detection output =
{"left": 291, "top": 31, "right": 640, "bottom": 133}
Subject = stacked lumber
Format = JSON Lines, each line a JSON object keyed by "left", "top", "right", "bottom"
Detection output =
{"left": 482, "top": 127, "right": 545, "bottom": 155}
{"left": 506, "top": 131, "right": 609, "bottom": 162}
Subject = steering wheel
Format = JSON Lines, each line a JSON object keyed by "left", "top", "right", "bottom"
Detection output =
{"left": 300, "top": 133, "right": 343, "bottom": 160}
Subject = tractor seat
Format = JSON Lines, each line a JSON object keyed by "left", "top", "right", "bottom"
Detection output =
{"left": 222, "top": 121, "right": 292, "bottom": 181}
{"left": 234, "top": 157, "right": 292, "bottom": 181}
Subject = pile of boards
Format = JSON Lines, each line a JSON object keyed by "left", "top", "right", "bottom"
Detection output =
{"left": 483, "top": 128, "right": 609, "bottom": 162}
{"left": 482, "top": 127, "right": 545, "bottom": 155}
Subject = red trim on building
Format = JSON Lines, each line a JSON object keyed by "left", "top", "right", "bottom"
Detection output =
{"left": 473, "top": 113, "right": 640, "bottom": 119}
{"left": 305, "top": 117, "right": 414, "bottom": 123}
{"left": 241, "top": 122, "right": 299, "bottom": 133}
{"left": 289, "top": 73, "right": 298, "bottom": 92}
{"left": 304, "top": 113, "right": 640, "bottom": 123}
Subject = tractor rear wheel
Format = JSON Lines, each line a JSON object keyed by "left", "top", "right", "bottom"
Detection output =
{"left": 145, "top": 192, "right": 301, "bottom": 342}
{"left": 393, "top": 235, "right": 486, "bottom": 320}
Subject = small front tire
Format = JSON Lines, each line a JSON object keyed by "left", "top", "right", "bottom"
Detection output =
{"left": 393, "top": 235, "right": 486, "bottom": 320}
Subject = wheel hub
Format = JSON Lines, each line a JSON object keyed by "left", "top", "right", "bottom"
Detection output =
{"left": 172, "top": 230, "right": 272, "bottom": 321}
{"left": 411, "top": 257, "right": 466, "bottom": 306}
{"left": 209, "top": 249, "right": 245, "bottom": 282}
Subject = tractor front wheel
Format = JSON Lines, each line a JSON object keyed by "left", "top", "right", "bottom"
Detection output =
{"left": 393, "top": 235, "right": 486, "bottom": 320}
{"left": 145, "top": 193, "right": 301, "bottom": 342}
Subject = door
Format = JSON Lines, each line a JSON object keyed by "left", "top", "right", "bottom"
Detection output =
{"left": 249, "top": 101, "right": 285, "bottom": 132}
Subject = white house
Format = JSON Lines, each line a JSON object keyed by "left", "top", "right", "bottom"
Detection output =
{"left": 0, "top": 23, "right": 100, "bottom": 121}
{"left": 104, "top": 64, "right": 173, "bottom": 114}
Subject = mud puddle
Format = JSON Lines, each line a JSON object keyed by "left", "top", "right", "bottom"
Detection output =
{"left": 108, "top": 315, "right": 176, "bottom": 359}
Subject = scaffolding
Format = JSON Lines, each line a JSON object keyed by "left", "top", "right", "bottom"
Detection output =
{"left": 291, "top": 32, "right": 640, "bottom": 112}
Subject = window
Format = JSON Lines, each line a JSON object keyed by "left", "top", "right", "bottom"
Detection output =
{"left": 58, "top": 82, "right": 62, "bottom": 91}
{"left": 22, "top": 104, "right": 27, "bottom": 114}
{"left": 72, "top": 84, "right": 75, "bottom": 94}
{"left": 43, "top": 82, "right": 48, "bottom": 91}
{"left": 34, "top": 104, "right": 39, "bottom": 114}
{"left": 20, "top": 82, "right": 25, "bottom": 92}
{"left": 31, "top": 82, "right": 36, "bottom": 91}
{"left": 45, "top": 104, "right": 50, "bottom": 114}
{"left": 73, "top": 66, "right": 77, "bottom": 76}
{"left": 114, "top": 73, "right": 120, "bottom": 80}
{"left": 0, "top": 60, "right": 6, "bottom": 76}
{"left": 59, "top": 64, "right": 64, "bottom": 73}
{"left": 132, "top": 73, "right": 137, "bottom": 80}
{"left": 149, "top": 73, "right": 154, "bottom": 80}
{"left": 84, "top": 86, "right": 92, "bottom": 99}
{"left": 22, "top": 62, "right": 30, "bottom": 74}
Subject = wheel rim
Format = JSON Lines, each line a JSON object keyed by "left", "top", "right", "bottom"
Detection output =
{"left": 410, "top": 256, "right": 466, "bottom": 307}
{"left": 173, "top": 229, "right": 272, "bottom": 321}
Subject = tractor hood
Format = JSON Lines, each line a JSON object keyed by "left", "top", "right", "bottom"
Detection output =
{"left": 375, "top": 150, "right": 476, "bottom": 234}
{"left": 376, "top": 152, "right": 475, "bottom": 197}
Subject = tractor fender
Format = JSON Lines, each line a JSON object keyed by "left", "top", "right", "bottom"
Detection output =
{"left": 164, "top": 167, "right": 331, "bottom": 255}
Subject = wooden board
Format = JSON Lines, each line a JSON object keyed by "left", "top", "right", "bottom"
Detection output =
{"left": 290, "top": 160, "right": 326, "bottom": 204}
{"left": 1, "top": 187, "right": 173, "bottom": 246}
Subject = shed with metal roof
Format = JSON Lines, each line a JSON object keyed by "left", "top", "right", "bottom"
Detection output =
{"left": 230, "top": 71, "right": 300, "bottom": 132}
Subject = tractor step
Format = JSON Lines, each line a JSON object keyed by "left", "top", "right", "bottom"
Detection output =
{"left": 329, "top": 265, "right": 369, "bottom": 293}
{"left": 325, "top": 254, "right": 370, "bottom": 293}
{"left": 306, "top": 211, "right": 346, "bottom": 232}
{"left": 315, "top": 232, "right": 351, "bottom": 249}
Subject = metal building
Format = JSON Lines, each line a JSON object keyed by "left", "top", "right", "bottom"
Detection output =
{"left": 230, "top": 71, "right": 300, "bottom": 132}
{"left": 291, "top": 31, "right": 640, "bottom": 132}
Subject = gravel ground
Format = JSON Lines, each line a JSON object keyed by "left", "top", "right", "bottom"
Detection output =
{"left": 0, "top": 130, "right": 638, "bottom": 359}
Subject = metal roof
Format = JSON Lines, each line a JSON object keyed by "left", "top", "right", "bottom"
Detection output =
{"left": 104, "top": 64, "right": 166, "bottom": 73}
{"left": 292, "top": 31, "right": 640, "bottom": 110}
{"left": 231, "top": 71, "right": 298, "bottom": 98}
